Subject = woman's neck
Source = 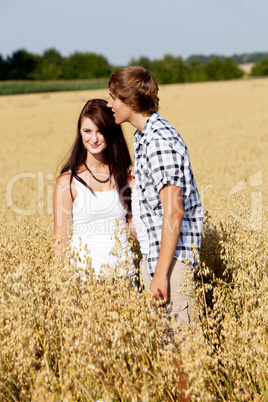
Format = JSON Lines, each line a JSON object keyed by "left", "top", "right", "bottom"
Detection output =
{"left": 85, "top": 153, "right": 108, "bottom": 170}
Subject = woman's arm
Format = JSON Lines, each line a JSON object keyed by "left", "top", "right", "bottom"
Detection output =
{"left": 53, "top": 172, "right": 73, "bottom": 258}
{"left": 127, "top": 214, "right": 138, "bottom": 239}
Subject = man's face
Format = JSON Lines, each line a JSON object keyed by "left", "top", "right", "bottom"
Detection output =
{"left": 107, "top": 92, "right": 133, "bottom": 125}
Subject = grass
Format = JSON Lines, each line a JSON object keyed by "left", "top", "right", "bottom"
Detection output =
{"left": 0, "top": 79, "right": 109, "bottom": 95}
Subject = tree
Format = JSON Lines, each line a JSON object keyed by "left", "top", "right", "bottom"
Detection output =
{"left": 129, "top": 56, "right": 153, "bottom": 71}
{"left": 0, "top": 54, "right": 8, "bottom": 80}
{"left": 185, "top": 59, "right": 206, "bottom": 83}
{"left": 151, "top": 54, "right": 187, "bottom": 84}
{"left": 251, "top": 56, "right": 268, "bottom": 77}
{"left": 220, "top": 58, "right": 243, "bottom": 80}
{"left": 63, "top": 52, "right": 111, "bottom": 79}
{"left": 204, "top": 58, "right": 223, "bottom": 81}
{"left": 204, "top": 58, "right": 243, "bottom": 81}
{"left": 6, "top": 49, "right": 39, "bottom": 79}
{"left": 31, "top": 48, "right": 64, "bottom": 80}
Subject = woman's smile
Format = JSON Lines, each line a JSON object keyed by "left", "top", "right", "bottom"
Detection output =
{"left": 80, "top": 117, "right": 108, "bottom": 155}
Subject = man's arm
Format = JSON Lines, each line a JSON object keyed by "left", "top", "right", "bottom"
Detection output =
{"left": 148, "top": 184, "right": 183, "bottom": 301}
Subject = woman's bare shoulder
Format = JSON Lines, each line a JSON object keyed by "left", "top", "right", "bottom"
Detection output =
{"left": 56, "top": 171, "right": 72, "bottom": 186}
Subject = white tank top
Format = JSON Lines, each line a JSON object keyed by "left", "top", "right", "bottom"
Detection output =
{"left": 71, "top": 176, "right": 135, "bottom": 278}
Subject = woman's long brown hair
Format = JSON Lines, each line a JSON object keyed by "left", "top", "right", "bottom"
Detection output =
{"left": 60, "top": 99, "right": 131, "bottom": 211}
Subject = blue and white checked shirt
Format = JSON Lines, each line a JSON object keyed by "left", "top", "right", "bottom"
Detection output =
{"left": 133, "top": 112, "right": 203, "bottom": 276}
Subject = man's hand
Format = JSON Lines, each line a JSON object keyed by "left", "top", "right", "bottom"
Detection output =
{"left": 148, "top": 272, "right": 168, "bottom": 302}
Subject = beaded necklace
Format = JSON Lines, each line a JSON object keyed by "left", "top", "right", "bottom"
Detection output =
{"left": 84, "top": 162, "right": 111, "bottom": 183}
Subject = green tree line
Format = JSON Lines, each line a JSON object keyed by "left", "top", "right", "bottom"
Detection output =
{"left": 0, "top": 48, "right": 268, "bottom": 84}
{"left": 186, "top": 51, "right": 268, "bottom": 65}
{"left": 0, "top": 49, "right": 111, "bottom": 80}
{"left": 130, "top": 55, "right": 245, "bottom": 84}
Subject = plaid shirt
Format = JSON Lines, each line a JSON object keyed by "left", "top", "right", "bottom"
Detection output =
{"left": 133, "top": 112, "right": 203, "bottom": 276}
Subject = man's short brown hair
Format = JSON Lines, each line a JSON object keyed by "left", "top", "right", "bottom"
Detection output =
{"left": 109, "top": 66, "right": 159, "bottom": 116}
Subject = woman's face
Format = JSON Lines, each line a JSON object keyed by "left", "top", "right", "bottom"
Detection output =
{"left": 80, "top": 117, "right": 107, "bottom": 155}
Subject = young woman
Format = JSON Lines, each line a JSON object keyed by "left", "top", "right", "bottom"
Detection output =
{"left": 53, "top": 99, "right": 136, "bottom": 279}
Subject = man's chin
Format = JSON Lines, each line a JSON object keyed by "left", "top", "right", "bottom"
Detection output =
{"left": 115, "top": 117, "right": 121, "bottom": 125}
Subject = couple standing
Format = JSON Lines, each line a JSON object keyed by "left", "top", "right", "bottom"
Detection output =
{"left": 54, "top": 66, "right": 203, "bottom": 329}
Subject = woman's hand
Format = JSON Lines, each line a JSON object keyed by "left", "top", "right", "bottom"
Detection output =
{"left": 127, "top": 165, "right": 135, "bottom": 190}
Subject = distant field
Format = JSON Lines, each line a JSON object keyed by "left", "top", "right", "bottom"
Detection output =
{"left": 0, "top": 77, "right": 267, "bottom": 222}
{"left": 238, "top": 62, "right": 255, "bottom": 74}
{"left": 0, "top": 78, "right": 109, "bottom": 95}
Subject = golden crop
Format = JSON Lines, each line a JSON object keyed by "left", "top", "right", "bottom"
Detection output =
{"left": 0, "top": 79, "right": 267, "bottom": 400}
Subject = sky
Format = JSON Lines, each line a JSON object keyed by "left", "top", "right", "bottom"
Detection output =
{"left": 0, "top": 0, "right": 267, "bottom": 66}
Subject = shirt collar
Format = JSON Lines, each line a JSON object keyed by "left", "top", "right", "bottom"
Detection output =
{"left": 133, "top": 112, "right": 159, "bottom": 145}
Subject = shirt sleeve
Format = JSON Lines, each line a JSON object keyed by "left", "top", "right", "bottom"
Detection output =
{"left": 146, "top": 136, "right": 185, "bottom": 194}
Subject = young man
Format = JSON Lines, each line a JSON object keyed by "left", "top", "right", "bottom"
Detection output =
{"left": 107, "top": 66, "right": 203, "bottom": 328}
